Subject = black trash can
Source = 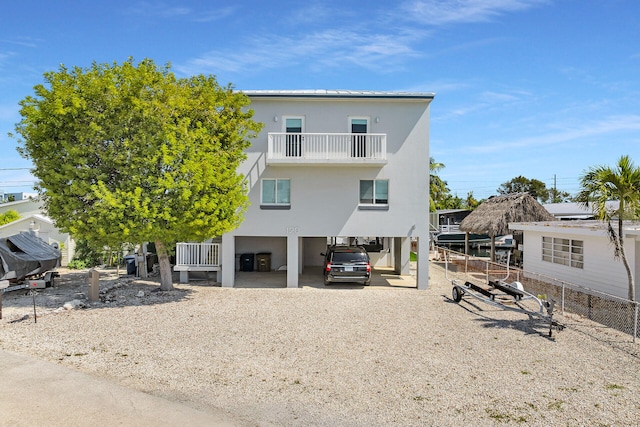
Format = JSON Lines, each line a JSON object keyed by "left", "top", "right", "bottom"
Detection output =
{"left": 124, "top": 255, "right": 136, "bottom": 275}
{"left": 256, "top": 253, "right": 272, "bottom": 272}
{"left": 240, "top": 253, "right": 254, "bottom": 272}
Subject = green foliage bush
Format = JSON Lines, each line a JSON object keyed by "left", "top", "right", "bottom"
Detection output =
{"left": 0, "top": 209, "right": 20, "bottom": 226}
{"left": 71, "top": 238, "right": 103, "bottom": 268}
{"left": 67, "top": 259, "right": 88, "bottom": 270}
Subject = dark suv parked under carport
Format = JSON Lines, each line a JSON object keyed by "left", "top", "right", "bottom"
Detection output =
{"left": 321, "top": 246, "right": 371, "bottom": 286}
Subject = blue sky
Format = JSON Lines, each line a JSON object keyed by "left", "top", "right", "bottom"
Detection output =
{"left": 1, "top": 0, "right": 639, "bottom": 200}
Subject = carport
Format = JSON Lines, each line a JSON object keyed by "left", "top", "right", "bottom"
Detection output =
{"left": 233, "top": 264, "right": 417, "bottom": 289}
{"left": 222, "top": 234, "right": 421, "bottom": 289}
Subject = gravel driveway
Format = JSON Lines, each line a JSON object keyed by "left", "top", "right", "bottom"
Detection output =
{"left": 0, "top": 263, "right": 638, "bottom": 426}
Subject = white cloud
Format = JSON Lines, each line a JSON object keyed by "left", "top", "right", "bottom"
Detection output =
{"left": 176, "top": 28, "right": 421, "bottom": 76}
{"left": 469, "top": 114, "right": 640, "bottom": 153}
{"left": 175, "top": 1, "right": 548, "bottom": 78}
{"left": 124, "top": 2, "right": 190, "bottom": 17}
{"left": 123, "top": 2, "right": 236, "bottom": 21}
{"left": 401, "top": 0, "right": 550, "bottom": 26}
{"left": 192, "top": 6, "right": 237, "bottom": 23}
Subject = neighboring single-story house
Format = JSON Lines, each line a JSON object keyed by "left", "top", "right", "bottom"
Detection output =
{"left": 509, "top": 219, "right": 640, "bottom": 300}
{"left": 543, "top": 201, "right": 620, "bottom": 220}
{"left": 0, "top": 199, "right": 74, "bottom": 266}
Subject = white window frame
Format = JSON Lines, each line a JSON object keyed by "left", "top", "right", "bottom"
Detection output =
{"left": 261, "top": 178, "right": 291, "bottom": 206}
{"left": 542, "top": 236, "right": 583, "bottom": 269}
{"left": 283, "top": 116, "right": 305, "bottom": 133}
{"left": 348, "top": 116, "right": 370, "bottom": 133}
{"left": 359, "top": 179, "right": 389, "bottom": 206}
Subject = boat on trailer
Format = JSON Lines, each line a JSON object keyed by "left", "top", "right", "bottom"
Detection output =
{"left": 0, "top": 232, "right": 61, "bottom": 292}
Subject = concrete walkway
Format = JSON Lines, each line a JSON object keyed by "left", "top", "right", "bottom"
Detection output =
{"left": 0, "top": 350, "right": 241, "bottom": 427}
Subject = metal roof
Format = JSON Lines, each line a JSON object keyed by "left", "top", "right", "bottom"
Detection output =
{"left": 510, "top": 220, "right": 640, "bottom": 236}
{"left": 241, "top": 89, "right": 435, "bottom": 100}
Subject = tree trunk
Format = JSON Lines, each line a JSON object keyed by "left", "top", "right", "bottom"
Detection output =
{"left": 618, "top": 218, "right": 636, "bottom": 302}
{"left": 155, "top": 240, "right": 174, "bottom": 291}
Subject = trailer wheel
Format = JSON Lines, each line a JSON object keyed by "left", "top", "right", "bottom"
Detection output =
{"left": 452, "top": 286, "right": 464, "bottom": 302}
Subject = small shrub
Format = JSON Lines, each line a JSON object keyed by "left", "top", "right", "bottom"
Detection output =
{"left": 67, "top": 259, "right": 88, "bottom": 270}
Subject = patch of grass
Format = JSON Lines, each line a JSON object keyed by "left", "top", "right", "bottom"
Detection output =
{"left": 548, "top": 399, "right": 564, "bottom": 411}
{"left": 521, "top": 370, "right": 531, "bottom": 375}
{"left": 605, "top": 383, "right": 625, "bottom": 390}
{"left": 410, "top": 252, "right": 417, "bottom": 261}
{"left": 485, "top": 408, "right": 527, "bottom": 423}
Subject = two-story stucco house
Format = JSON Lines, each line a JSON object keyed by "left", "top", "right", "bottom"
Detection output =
{"left": 176, "top": 90, "right": 434, "bottom": 289}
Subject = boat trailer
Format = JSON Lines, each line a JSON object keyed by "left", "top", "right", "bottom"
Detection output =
{"left": 445, "top": 253, "right": 564, "bottom": 337}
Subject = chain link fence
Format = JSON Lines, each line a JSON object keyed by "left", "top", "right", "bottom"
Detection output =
{"left": 437, "top": 247, "right": 639, "bottom": 343}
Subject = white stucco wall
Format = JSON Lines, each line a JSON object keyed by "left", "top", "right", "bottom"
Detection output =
{"left": 234, "top": 97, "right": 430, "bottom": 240}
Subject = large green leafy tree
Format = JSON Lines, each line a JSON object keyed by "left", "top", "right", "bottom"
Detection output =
{"left": 498, "top": 175, "right": 572, "bottom": 203}
{"left": 577, "top": 155, "right": 640, "bottom": 302}
{"left": 497, "top": 175, "right": 549, "bottom": 202}
{"left": 12, "top": 58, "right": 262, "bottom": 290}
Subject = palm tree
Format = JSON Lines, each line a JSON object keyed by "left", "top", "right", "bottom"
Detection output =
{"left": 429, "top": 157, "right": 447, "bottom": 212}
{"left": 577, "top": 155, "right": 640, "bottom": 301}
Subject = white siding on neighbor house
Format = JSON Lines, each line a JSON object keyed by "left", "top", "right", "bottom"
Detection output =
{"left": 521, "top": 228, "right": 637, "bottom": 299}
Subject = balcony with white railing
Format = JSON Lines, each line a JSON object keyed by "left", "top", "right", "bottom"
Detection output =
{"left": 174, "top": 242, "right": 221, "bottom": 271}
{"left": 267, "top": 133, "right": 387, "bottom": 166}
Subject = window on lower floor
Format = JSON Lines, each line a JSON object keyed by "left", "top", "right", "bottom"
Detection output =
{"left": 359, "top": 179, "right": 388, "bottom": 205}
{"left": 542, "top": 236, "right": 583, "bottom": 268}
{"left": 261, "top": 179, "right": 290, "bottom": 206}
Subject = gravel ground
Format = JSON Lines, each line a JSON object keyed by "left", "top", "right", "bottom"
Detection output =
{"left": 0, "top": 264, "right": 638, "bottom": 426}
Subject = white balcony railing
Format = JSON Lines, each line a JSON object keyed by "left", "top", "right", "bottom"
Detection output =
{"left": 267, "top": 133, "right": 387, "bottom": 165}
{"left": 175, "top": 242, "right": 220, "bottom": 267}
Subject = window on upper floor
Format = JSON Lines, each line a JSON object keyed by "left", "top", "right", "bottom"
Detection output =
{"left": 542, "top": 236, "right": 583, "bottom": 269}
{"left": 359, "top": 179, "right": 388, "bottom": 208}
{"left": 285, "top": 117, "right": 304, "bottom": 157}
{"left": 261, "top": 178, "right": 291, "bottom": 209}
{"left": 350, "top": 117, "right": 369, "bottom": 158}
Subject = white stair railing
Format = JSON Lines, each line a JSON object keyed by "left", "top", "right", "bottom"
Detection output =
{"left": 175, "top": 243, "right": 220, "bottom": 267}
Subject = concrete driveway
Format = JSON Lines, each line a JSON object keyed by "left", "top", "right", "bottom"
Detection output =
{"left": 233, "top": 266, "right": 417, "bottom": 289}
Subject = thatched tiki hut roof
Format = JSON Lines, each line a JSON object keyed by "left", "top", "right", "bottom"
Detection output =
{"left": 459, "top": 193, "right": 556, "bottom": 261}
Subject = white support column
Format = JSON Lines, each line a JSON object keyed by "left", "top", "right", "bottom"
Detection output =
{"left": 221, "top": 233, "right": 235, "bottom": 288}
{"left": 287, "top": 234, "right": 300, "bottom": 288}
{"left": 417, "top": 236, "right": 429, "bottom": 290}
{"left": 393, "top": 237, "right": 411, "bottom": 275}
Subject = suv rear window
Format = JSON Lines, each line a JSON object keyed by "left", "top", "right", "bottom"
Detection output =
{"left": 332, "top": 252, "right": 368, "bottom": 263}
